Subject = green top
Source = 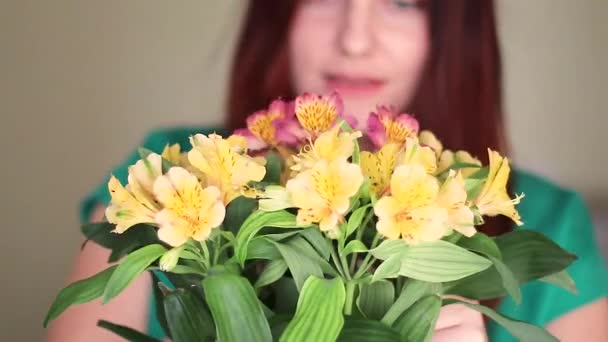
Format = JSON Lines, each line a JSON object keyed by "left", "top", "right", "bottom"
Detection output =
{"left": 80, "top": 127, "right": 607, "bottom": 341}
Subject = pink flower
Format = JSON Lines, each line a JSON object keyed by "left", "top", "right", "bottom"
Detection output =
{"left": 366, "top": 105, "right": 419, "bottom": 149}
{"left": 235, "top": 99, "right": 292, "bottom": 150}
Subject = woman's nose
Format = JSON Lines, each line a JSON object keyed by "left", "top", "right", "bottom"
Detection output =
{"left": 338, "top": 0, "right": 375, "bottom": 57}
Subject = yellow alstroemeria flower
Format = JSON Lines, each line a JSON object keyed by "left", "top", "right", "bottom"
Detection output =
{"left": 360, "top": 143, "right": 401, "bottom": 197}
{"left": 188, "top": 133, "right": 266, "bottom": 204}
{"left": 399, "top": 138, "right": 437, "bottom": 174}
{"left": 374, "top": 164, "right": 449, "bottom": 244}
{"left": 105, "top": 153, "right": 163, "bottom": 233}
{"left": 437, "top": 170, "right": 476, "bottom": 237}
{"left": 286, "top": 159, "right": 363, "bottom": 235}
{"left": 291, "top": 125, "right": 361, "bottom": 174}
{"left": 162, "top": 143, "right": 182, "bottom": 165}
{"left": 418, "top": 130, "right": 443, "bottom": 157}
{"left": 437, "top": 150, "right": 482, "bottom": 178}
{"left": 474, "top": 149, "right": 524, "bottom": 225}
{"left": 153, "top": 167, "right": 225, "bottom": 247}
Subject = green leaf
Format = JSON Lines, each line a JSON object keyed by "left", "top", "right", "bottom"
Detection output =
{"left": 272, "top": 239, "right": 324, "bottom": 291}
{"left": 400, "top": 241, "right": 491, "bottom": 282}
{"left": 263, "top": 150, "right": 284, "bottom": 184}
{"left": 81, "top": 222, "right": 159, "bottom": 263}
{"left": 44, "top": 265, "right": 117, "bottom": 327}
{"left": 356, "top": 280, "right": 395, "bottom": 320}
{"left": 372, "top": 254, "right": 402, "bottom": 282}
{"left": 280, "top": 276, "right": 346, "bottom": 342}
{"left": 255, "top": 259, "right": 289, "bottom": 289}
{"left": 457, "top": 233, "right": 501, "bottom": 259}
{"left": 247, "top": 237, "right": 282, "bottom": 260}
{"left": 345, "top": 205, "right": 371, "bottom": 238}
{"left": 299, "top": 228, "right": 331, "bottom": 260}
{"left": 442, "top": 267, "right": 504, "bottom": 300}
{"left": 235, "top": 210, "right": 299, "bottom": 266}
{"left": 150, "top": 273, "right": 172, "bottom": 338}
{"left": 272, "top": 277, "right": 300, "bottom": 314}
{"left": 378, "top": 240, "right": 492, "bottom": 282}
{"left": 338, "top": 318, "right": 401, "bottom": 342}
{"left": 170, "top": 265, "right": 206, "bottom": 276}
{"left": 447, "top": 300, "right": 558, "bottom": 342}
{"left": 343, "top": 240, "right": 367, "bottom": 256}
{"left": 163, "top": 287, "right": 215, "bottom": 342}
{"left": 382, "top": 279, "right": 441, "bottom": 326}
{"left": 540, "top": 270, "right": 577, "bottom": 294}
{"left": 496, "top": 230, "right": 577, "bottom": 282}
{"left": 269, "top": 314, "right": 292, "bottom": 340}
{"left": 102, "top": 244, "right": 167, "bottom": 303}
{"left": 468, "top": 166, "right": 489, "bottom": 179}
{"left": 223, "top": 196, "right": 258, "bottom": 235}
{"left": 202, "top": 273, "right": 272, "bottom": 342}
{"left": 446, "top": 230, "right": 577, "bottom": 300}
{"left": 286, "top": 236, "right": 337, "bottom": 276}
{"left": 489, "top": 256, "right": 521, "bottom": 304}
{"left": 464, "top": 177, "right": 485, "bottom": 199}
{"left": 370, "top": 239, "right": 408, "bottom": 260}
{"left": 457, "top": 234, "right": 520, "bottom": 303}
{"left": 393, "top": 295, "right": 441, "bottom": 341}
{"left": 97, "top": 320, "right": 161, "bottom": 342}
{"left": 264, "top": 230, "right": 302, "bottom": 242}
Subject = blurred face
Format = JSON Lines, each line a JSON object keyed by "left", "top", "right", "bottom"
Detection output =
{"left": 288, "top": 0, "right": 429, "bottom": 124}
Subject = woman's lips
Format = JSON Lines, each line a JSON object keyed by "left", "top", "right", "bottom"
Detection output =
{"left": 325, "top": 74, "right": 386, "bottom": 95}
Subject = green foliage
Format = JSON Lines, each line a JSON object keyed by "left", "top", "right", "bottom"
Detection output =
{"left": 372, "top": 240, "right": 492, "bottom": 282}
{"left": 81, "top": 222, "right": 159, "bottom": 263}
{"left": 280, "top": 276, "right": 346, "bottom": 342}
{"left": 203, "top": 272, "right": 273, "bottom": 342}
{"left": 163, "top": 287, "right": 215, "bottom": 342}
{"left": 97, "top": 320, "right": 162, "bottom": 342}
{"left": 356, "top": 280, "right": 395, "bottom": 320}
{"left": 44, "top": 265, "right": 117, "bottom": 327}
{"left": 103, "top": 244, "right": 167, "bottom": 303}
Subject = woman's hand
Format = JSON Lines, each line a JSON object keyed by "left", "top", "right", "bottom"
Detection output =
{"left": 433, "top": 301, "right": 487, "bottom": 342}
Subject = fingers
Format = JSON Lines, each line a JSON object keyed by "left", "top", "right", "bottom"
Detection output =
{"left": 433, "top": 325, "right": 487, "bottom": 342}
{"left": 432, "top": 303, "right": 487, "bottom": 342}
{"left": 434, "top": 303, "right": 484, "bottom": 330}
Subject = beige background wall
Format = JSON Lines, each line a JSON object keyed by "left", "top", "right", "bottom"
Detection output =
{"left": 0, "top": 1, "right": 606, "bottom": 340}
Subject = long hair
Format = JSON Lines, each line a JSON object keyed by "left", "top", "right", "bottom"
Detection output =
{"left": 227, "top": 0, "right": 512, "bottom": 237}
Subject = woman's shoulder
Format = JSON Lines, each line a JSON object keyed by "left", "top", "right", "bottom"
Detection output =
{"left": 79, "top": 126, "right": 227, "bottom": 222}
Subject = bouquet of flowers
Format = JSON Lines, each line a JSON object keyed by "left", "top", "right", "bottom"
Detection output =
{"left": 45, "top": 92, "right": 576, "bottom": 341}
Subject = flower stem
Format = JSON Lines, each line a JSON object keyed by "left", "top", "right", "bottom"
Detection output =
{"left": 330, "top": 247, "right": 348, "bottom": 280}
{"left": 354, "top": 234, "right": 381, "bottom": 279}
{"left": 212, "top": 234, "right": 221, "bottom": 265}
{"left": 344, "top": 281, "right": 355, "bottom": 315}
{"left": 199, "top": 241, "right": 210, "bottom": 264}
{"left": 349, "top": 209, "right": 376, "bottom": 273}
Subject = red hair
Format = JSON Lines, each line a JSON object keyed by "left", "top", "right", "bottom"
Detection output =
{"left": 227, "top": 0, "right": 512, "bottom": 238}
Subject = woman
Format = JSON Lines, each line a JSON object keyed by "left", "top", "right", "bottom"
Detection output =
{"left": 47, "top": 0, "right": 608, "bottom": 341}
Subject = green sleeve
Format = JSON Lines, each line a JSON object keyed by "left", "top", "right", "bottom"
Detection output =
{"left": 78, "top": 126, "right": 225, "bottom": 223}
{"left": 491, "top": 190, "right": 608, "bottom": 342}
{"left": 531, "top": 192, "right": 608, "bottom": 323}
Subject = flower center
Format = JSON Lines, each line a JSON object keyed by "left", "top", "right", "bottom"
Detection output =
{"left": 296, "top": 100, "right": 337, "bottom": 133}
